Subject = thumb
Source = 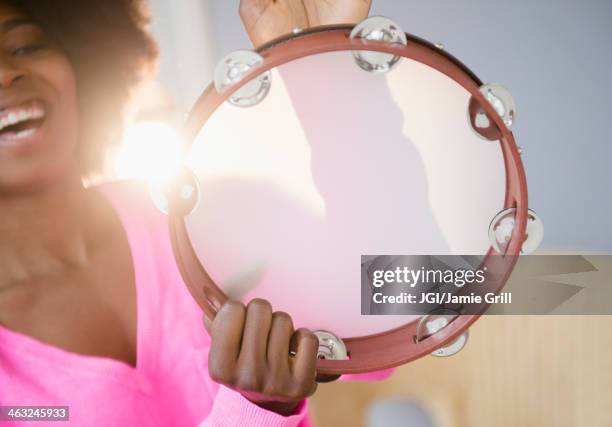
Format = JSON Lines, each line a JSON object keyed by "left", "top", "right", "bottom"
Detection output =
{"left": 203, "top": 314, "right": 213, "bottom": 335}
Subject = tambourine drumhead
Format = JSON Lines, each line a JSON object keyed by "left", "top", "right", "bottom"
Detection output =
{"left": 186, "top": 51, "right": 505, "bottom": 336}
{"left": 171, "top": 26, "right": 527, "bottom": 373}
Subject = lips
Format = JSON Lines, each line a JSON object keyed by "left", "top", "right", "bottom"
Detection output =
{"left": 0, "top": 99, "right": 48, "bottom": 147}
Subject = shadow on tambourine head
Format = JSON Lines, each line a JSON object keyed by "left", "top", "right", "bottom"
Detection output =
{"left": 186, "top": 52, "right": 505, "bottom": 333}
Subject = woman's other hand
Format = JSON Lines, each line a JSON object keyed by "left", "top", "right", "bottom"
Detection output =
{"left": 204, "top": 299, "right": 319, "bottom": 416}
{"left": 240, "top": 0, "right": 372, "bottom": 47}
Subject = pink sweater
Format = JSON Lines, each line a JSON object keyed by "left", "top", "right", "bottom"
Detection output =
{"left": 0, "top": 181, "right": 392, "bottom": 426}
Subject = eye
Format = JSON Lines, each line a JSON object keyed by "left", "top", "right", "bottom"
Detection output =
{"left": 12, "top": 44, "right": 46, "bottom": 56}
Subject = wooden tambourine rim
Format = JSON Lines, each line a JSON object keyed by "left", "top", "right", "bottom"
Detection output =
{"left": 168, "top": 25, "right": 528, "bottom": 374}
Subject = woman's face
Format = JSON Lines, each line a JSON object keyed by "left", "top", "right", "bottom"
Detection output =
{"left": 0, "top": 3, "right": 79, "bottom": 194}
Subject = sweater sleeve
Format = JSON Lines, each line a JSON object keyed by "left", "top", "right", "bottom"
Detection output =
{"left": 198, "top": 386, "right": 309, "bottom": 427}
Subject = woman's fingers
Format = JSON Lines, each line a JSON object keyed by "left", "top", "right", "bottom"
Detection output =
{"left": 290, "top": 328, "right": 319, "bottom": 397}
{"left": 237, "top": 299, "right": 273, "bottom": 370}
{"left": 207, "top": 298, "right": 320, "bottom": 406}
{"left": 207, "top": 300, "right": 245, "bottom": 382}
{"left": 266, "top": 311, "right": 294, "bottom": 372}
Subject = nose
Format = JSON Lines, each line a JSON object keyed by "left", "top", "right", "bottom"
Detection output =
{"left": 0, "top": 55, "right": 25, "bottom": 88}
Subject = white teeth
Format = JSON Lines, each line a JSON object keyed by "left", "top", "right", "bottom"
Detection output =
{"left": 14, "top": 129, "right": 36, "bottom": 139}
{"left": 0, "top": 106, "right": 46, "bottom": 132}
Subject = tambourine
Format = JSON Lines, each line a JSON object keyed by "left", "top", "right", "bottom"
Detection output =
{"left": 155, "top": 17, "right": 543, "bottom": 375}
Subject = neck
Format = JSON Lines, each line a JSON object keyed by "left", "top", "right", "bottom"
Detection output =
{"left": 0, "top": 169, "right": 98, "bottom": 289}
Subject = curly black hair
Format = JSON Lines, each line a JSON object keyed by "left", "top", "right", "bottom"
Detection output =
{"left": 5, "top": 0, "right": 158, "bottom": 175}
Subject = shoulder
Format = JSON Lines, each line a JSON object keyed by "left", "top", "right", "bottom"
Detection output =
{"left": 91, "top": 179, "right": 182, "bottom": 300}
{"left": 91, "top": 179, "right": 176, "bottom": 253}
{"left": 91, "top": 179, "right": 176, "bottom": 276}
{"left": 92, "top": 179, "right": 210, "bottom": 345}
{"left": 92, "top": 179, "right": 164, "bottom": 224}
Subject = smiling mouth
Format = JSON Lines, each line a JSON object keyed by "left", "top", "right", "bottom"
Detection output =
{"left": 0, "top": 100, "right": 48, "bottom": 144}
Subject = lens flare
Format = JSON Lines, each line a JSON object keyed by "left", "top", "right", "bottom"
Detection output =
{"left": 114, "top": 121, "right": 184, "bottom": 185}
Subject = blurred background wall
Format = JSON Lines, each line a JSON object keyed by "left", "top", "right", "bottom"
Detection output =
{"left": 309, "top": 315, "right": 612, "bottom": 427}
